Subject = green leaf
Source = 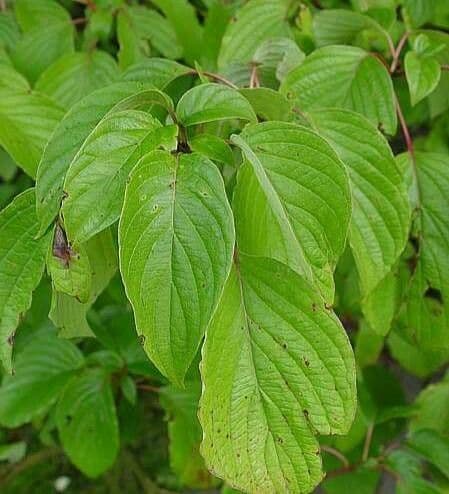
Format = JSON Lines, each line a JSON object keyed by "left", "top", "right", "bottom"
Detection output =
{"left": 239, "top": 87, "right": 293, "bottom": 121}
{"left": 35, "top": 81, "right": 155, "bottom": 236}
{"left": 159, "top": 381, "right": 217, "bottom": 488}
{"left": 281, "top": 45, "right": 397, "bottom": 135}
{"left": 0, "top": 85, "right": 64, "bottom": 178}
{"left": 0, "top": 441, "right": 26, "bottom": 463}
{"left": 61, "top": 110, "right": 171, "bottom": 245}
{"left": 12, "top": 0, "right": 74, "bottom": 83}
{"left": 121, "top": 58, "right": 191, "bottom": 87}
{"left": 56, "top": 368, "right": 119, "bottom": 477}
{"left": 232, "top": 122, "right": 351, "bottom": 301}
{"left": 398, "top": 152, "right": 449, "bottom": 349}
{"left": 218, "top": 0, "right": 292, "bottom": 68}
{"left": 150, "top": 0, "right": 203, "bottom": 65}
{"left": 35, "top": 51, "right": 120, "bottom": 110}
{"left": 313, "top": 9, "right": 388, "bottom": 47}
{"left": 0, "top": 331, "right": 84, "bottom": 427}
{"left": 47, "top": 225, "right": 92, "bottom": 303}
{"left": 199, "top": 255, "right": 356, "bottom": 493}
{"left": 0, "top": 189, "right": 52, "bottom": 372}
{"left": 408, "top": 429, "right": 449, "bottom": 479}
{"left": 402, "top": 0, "right": 438, "bottom": 28}
{"left": 116, "top": 9, "right": 142, "bottom": 70}
{"left": 189, "top": 134, "right": 235, "bottom": 167}
{"left": 0, "top": 12, "right": 20, "bottom": 51}
{"left": 309, "top": 109, "right": 410, "bottom": 311}
{"left": 50, "top": 228, "right": 117, "bottom": 338}
{"left": 119, "top": 150, "right": 235, "bottom": 385}
{"left": 176, "top": 83, "right": 257, "bottom": 127}
{"left": 405, "top": 51, "right": 441, "bottom": 106}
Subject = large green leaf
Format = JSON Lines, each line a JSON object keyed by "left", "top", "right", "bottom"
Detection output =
{"left": 0, "top": 83, "right": 64, "bottom": 177}
{"left": 309, "top": 110, "right": 410, "bottom": 321}
{"left": 56, "top": 368, "right": 119, "bottom": 477}
{"left": 218, "top": 0, "right": 291, "bottom": 68}
{"left": 121, "top": 58, "right": 191, "bottom": 87}
{"left": 199, "top": 255, "right": 356, "bottom": 493}
{"left": 280, "top": 45, "right": 397, "bottom": 135}
{"left": 119, "top": 150, "right": 235, "bottom": 385}
{"left": 0, "top": 189, "right": 52, "bottom": 372}
{"left": 0, "top": 331, "right": 84, "bottom": 427}
{"left": 12, "top": 0, "right": 74, "bottom": 83}
{"left": 35, "top": 81, "right": 155, "bottom": 236}
{"left": 398, "top": 152, "right": 449, "bottom": 349}
{"left": 176, "top": 83, "right": 257, "bottom": 127}
{"left": 232, "top": 122, "right": 351, "bottom": 301}
{"left": 35, "top": 51, "right": 120, "bottom": 110}
{"left": 61, "top": 110, "right": 175, "bottom": 245}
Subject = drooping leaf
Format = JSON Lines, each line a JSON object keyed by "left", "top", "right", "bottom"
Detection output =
{"left": 35, "top": 81, "right": 156, "bottom": 235}
{"left": 232, "top": 122, "right": 351, "bottom": 301}
{"left": 0, "top": 189, "right": 52, "bottom": 372}
{"left": 0, "top": 331, "right": 84, "bottom": 427}
{"left": 176, "top": 83, "right": 257, "bottom": 127}
{"left": 56, "top": 368, "right": 119, "bottom": 477}
{"left": 281, "top": 45, "right": 397, "bottom": 135}
{"left": 159, "top": 381, "right": 217, "bottom": 488}
{"left": 119, "top": 150, "right": 235, "bottom": 385}
{"left": 12, "top": 0, "right": 74, "bottom": 83}
{"left": 0, "top": 81, "right": 64, "bottom": 177}
{"left": 239, "top": 87, "right": 293, "bottom": 121}
{"left": 218, "top": 0, "right": 292, "bottom": 69}
{"left": 35, "top": 51, "right": 120, "bottom": 110}
{"left": 309, "top": 110, "right": 410, "bottom": 317}
{"left": 61, "top": 110, "right": 175, "bottom": 245}
{"left": 199, "top": 255, "right": 356, "bottom": 493}
{"left": 398, "top": 152, "right": 449, "bottom": 349}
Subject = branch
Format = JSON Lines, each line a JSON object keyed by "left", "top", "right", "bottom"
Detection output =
{"left": 187, "top": 69, "right": 238, "bottom": 89}
{"left": 362, "top": 423, "right": 374, "bottom": 462}
{"left": 321, "top": 445, "right": 349, "bottom": 467}
{"left": 390, "top": 32, "right": 409, "bottom": 73}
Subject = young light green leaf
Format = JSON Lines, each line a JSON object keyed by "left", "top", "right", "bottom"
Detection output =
{"left": 189, "top": 134, "right": 235, "bottom": 167}
{"left": 0, "top": 331, "right": 84, "bottom": 427}
{"left": 12, "top": 0, "right": 74, "bottom": 83}
{"left": 176, "top": 83, "right": 257, "bottom": 127}
{"left": 405, "top": 51, "right": 441, "bottom": 106}
{"left": 0, "top": 189, "right": 52, "bottom": 372}
{"left": 199, "top": 255, "right": 356, "bottom": 494}
{"left": 232, "top": 122, "right": 351, "bottom": 301}
{"left": 281, "top": 45, "right": 397, "bottom": 135}
{"left": 0, "top": 86, "right": 64, "bottom": 177}
{"left": 218, "top": 0, "right": 292, "bottom": 69}
{"left": 159, "top": 381, "right": 217, "bottom": 488}
{"left": 56, "top": 368, "right": 119, "bottom": 477}
{"left": 309, "top": 110, "right": 410, "bottom": 305}
{"left": 35, "top": 51, "right": 120, "bottom": 110}
{"left": 50, "top": 228, "right": 117, "bottom": 339}
{"left": 62, "top": 111, "right": 176, "bottom": 245}
{"left": 35, "top": 81, "right": 155, "bottom": 236}
{"left": 119, "top": 150, "right": 235, "bottom": 386}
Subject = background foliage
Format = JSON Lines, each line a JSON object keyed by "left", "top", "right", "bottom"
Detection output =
{"left": 0, "top": 0, "right": 449, "bottom": 493}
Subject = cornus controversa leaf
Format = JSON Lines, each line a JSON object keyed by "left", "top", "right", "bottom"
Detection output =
{"left": 0, "top": 63, "right": 65, "bottom": 178}
{"left": 0, "top": 331, "right": 84, "bottom": 427}
{"left": 199, "top": 255, "right": 356, "bottom": 494}
{"left": 35, "top": 81, "right": 165, "bottom": 236}
{"left": 119, "top": 150, "right": 235, "bottom": 386}
{"left": 232, "top": 122, "right": 351, "bottom": 301}
{"left": 50, "top": 228, "right": 117, "bottom": 339}
{"left": 239, "top": 88, "right": 293, "bottom": 121}
{"left": 189, "top": 134, "right": 235, "bottom": 167}
{"left": 398, "top": 152, "right": 449, "bottom": 349}
{"left": 61, "top": 110, "right": 178, "bottom": 245}
{"left": 56, "top": 368, "right": 119, "bottom": 478}
{"left": 280, "top": 45, "right": 397, "bottom": 135}
{"left": 0, "top": 189, "right": 52, "bottom": 373}
{"left": 405, "top": 50, "right": 441, "bottom": 106}
{"left": 12, "top": 0, "right": 74, "bottom": 83}
{"left": 121, "top": 58, "right": 191, "bottom": 87}
{"left": 35, "top": 51, "right": 120, "bottom": 110}
{"left": 176, "top": 84, "right": 257, "bottom": 127}
{"left": 0, "top": 12, "right": 20, "bottom": 51}
{"left": 313, "top": 9, "right": 389, "bottom": 47}
{"left": 218, "top": 0, "right": 292, "bottom": 69}
{"left": 309, "top": 109, "right": 410, "bottom": 330}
